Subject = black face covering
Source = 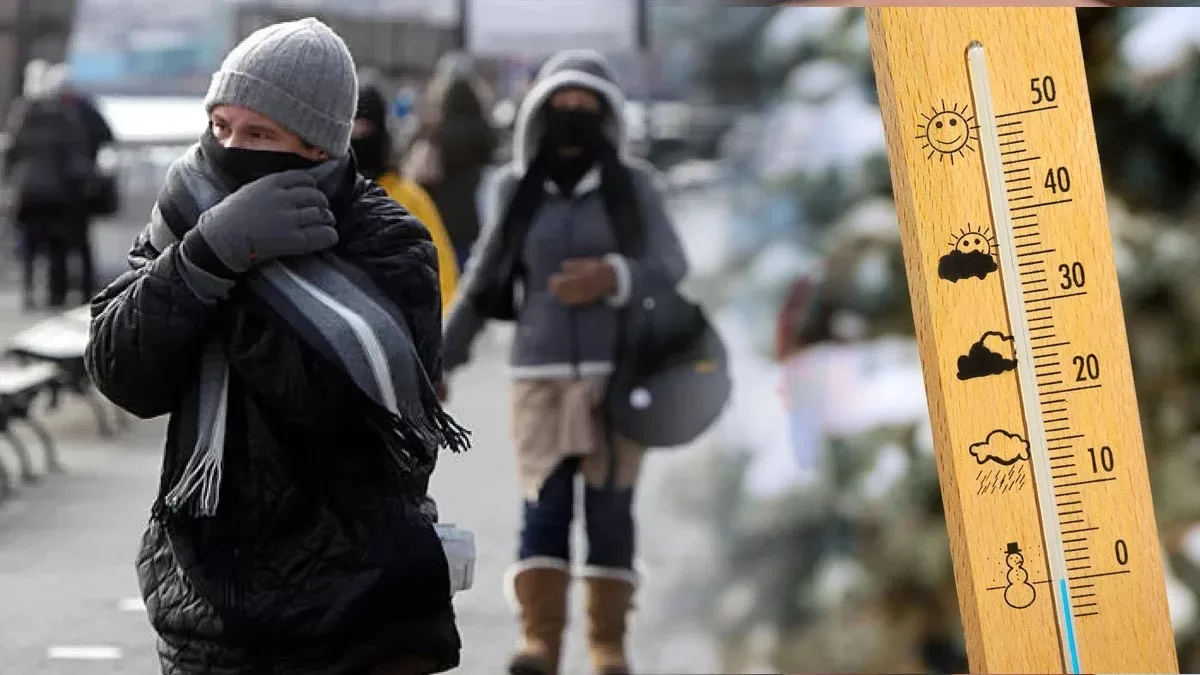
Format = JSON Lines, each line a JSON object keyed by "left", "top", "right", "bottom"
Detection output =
{"left": 201, "top": 127, "right": 323, "bottom": 189}
{"left": 351, "top": 133, "right": 388, "bottom": 180}
{"left": 542, "top": 107, "right": 605, "bottom": 154}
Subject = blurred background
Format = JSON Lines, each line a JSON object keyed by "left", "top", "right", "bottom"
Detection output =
{"left": 3, "top": 2, "right": 1200, "bottom": 674}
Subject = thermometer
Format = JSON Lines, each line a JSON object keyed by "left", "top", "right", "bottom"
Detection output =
{"left": 867, "top": 7, "right": 1177, "bottom": 673}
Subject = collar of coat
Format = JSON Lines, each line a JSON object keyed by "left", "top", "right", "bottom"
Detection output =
{"left": 543, "top": 165, "right": 601, "bottom": 197}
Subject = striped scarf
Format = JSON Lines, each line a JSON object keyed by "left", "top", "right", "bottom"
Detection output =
{"left": 143, "top": 143, "right": 468, "bottom": 519}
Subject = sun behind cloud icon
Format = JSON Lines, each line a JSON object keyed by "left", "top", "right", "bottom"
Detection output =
{"left": 939, "top": 224, "right": 998, "bottom": 282}
{"left": 952, "top": 224, "right": 994, "bottom": 256}
{"left": 916, "top": 101, "right": 979, "bottom": 164}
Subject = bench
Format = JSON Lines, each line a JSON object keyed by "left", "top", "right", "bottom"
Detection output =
{"left": 5, "top": 305, "right": 129, "bottom": 438}
{"left": 0, "top": 361, "right": 62, "bottom": 499}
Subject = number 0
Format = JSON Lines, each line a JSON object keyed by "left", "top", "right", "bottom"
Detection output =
{"left": 1115, "top": 539, "right": 1129, "bottom": 566}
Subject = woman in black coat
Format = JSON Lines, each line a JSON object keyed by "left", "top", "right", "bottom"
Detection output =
{"left": 84, "top": 18, "right": 467, "bottom": 675}
{"left": 411, "top": 68, "right": 496, "bottom": 269}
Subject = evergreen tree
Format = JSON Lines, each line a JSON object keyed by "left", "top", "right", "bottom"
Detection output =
{"left": 654, "top": 7, "right": 1200, "bottom": 672}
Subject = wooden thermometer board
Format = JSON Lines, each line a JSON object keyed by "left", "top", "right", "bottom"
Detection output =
{"left": 867, "top": 7, "right": 1177, "bottom": 674}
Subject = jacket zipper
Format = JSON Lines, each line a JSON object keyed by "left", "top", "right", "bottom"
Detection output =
{"left": 564, "top": 197, "right": 581, "bottom": 380}
{"left": 228, "top": 546, "right": 241, "bottom": 613}
{"left": 223, "top": 514, "right": 241, "bottom": 618}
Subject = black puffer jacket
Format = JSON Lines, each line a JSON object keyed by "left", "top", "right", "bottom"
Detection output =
{"left": 84, "top": 166, "right": 460, "bottom": 675}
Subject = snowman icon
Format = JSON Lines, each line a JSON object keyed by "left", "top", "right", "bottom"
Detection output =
{"left": 1003, "top": 542, "right": 1036, "bottom": 609}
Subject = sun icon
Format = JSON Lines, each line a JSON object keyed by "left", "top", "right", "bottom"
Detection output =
{"left": 949, "top": 224, "right": 995, "bottom": 256}
{"left": 916, "top": 101, "right": 979, "bottom": 164}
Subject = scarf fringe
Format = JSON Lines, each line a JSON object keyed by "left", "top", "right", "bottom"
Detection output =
{"left": 155, "top": 401, "right": 469, "bottom": 521}
{"left": 162, "top": 440, "right": 224, "bottom": 518}
{"left": 380, "top": 401, "right": 472, "bottom": 469}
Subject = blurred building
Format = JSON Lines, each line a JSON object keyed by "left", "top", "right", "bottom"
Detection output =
{"left": 66, "top": 0, "right": 460, "bottom": 96}
{"left": 231, "top": 0, "right": 459, "bottom": 84}
{"left": 0, "top": 0, "right": 78, "bottom": 118}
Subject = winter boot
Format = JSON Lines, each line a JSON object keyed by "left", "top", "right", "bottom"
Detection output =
{"left": 583, "top": 569, "right": 637, "bottom": 675}
{"left": 506, "top": 560, "right": 570, "bottom": 675}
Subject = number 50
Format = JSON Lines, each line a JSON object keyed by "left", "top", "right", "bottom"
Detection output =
{"left": 1031, "top": 75, "right": 1057, "bottom": 104}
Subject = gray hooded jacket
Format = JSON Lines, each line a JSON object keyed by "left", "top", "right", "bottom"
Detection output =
{"left": 442, "top": 50, "right": 688, "bottom": 379}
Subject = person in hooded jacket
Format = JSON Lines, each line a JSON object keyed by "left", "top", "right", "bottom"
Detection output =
{"left": 442, "top": 50, "right": 689, "bottom": 675}
{"left": 353, "top": 82, "right": 459, "bottom": 315}
{"left": 83, "top": 18, "right": 468, "bottom": 675}
{"left": 406, "top": 61, "right": 496, "bottom": 271}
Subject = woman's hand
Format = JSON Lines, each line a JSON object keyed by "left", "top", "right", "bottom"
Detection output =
{"left": 549, "top": 258, "right": 616, "bottom": 306}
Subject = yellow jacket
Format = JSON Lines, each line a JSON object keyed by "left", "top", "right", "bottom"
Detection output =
{"left": 376, "top": 172, "right": 460, "bottom": 315}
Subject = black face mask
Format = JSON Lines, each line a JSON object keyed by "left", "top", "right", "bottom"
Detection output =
{"left": 542, "top": 107, "right": 605, "bottom": 153}
{"left": 201, "top": 127, "right": 323, "bottom": 189}
{"left": 351, "top": 132, "right": 387, "bottom": 180}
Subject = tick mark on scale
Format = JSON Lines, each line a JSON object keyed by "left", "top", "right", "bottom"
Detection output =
{"left": 1041, "top": 384, "right": 1102, "bottom": 396}
{"left": 1003, "top": 155, "right": 1042, "bottom": 166}
{"left": 1070, "top": 569, "right": 1131, "bottom": 582}
{"left": 995, "top": 104, "right": 1060, "bottom": 117}
{"left": 1056, "top": 477, "right": 1117, "bottom": 489}
{"left": 1048, "top": 434, "right": 1084, "bottom": 441}
{"left": 1012, "top": 198, "right": 1074, "bottom": 212}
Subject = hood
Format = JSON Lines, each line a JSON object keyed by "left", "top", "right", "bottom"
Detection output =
{"left": 442, "top": 77, "right": 485, "bottom": 119}
{"left": 511, "top": 49, "right": 628, "bottom": 173}
{"left": 356, "top": 84, "right": 388, "bottom": 127}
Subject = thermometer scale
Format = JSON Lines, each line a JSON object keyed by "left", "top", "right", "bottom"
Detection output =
{"left": 867, "top": 7, "right": 1177, "bottom": 673}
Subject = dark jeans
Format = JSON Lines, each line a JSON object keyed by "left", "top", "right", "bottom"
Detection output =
{"left": 453, "top": 243, "right": 471, "bottom": 273}
{"left": 518, "top": 457, "right": 636, "bottom": 570}
{"left": 20, "top": 217, "right": 94, "bottom": 308}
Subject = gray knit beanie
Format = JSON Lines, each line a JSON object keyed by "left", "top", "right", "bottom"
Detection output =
{"left": 204, "top": 17, "right": 358, "bottom": 157}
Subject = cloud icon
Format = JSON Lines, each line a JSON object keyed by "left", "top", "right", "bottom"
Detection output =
{"left": 957, "top": 331, "right": 1017, "bottom": 380}
{"left": 938, "top": 249, "right": 997, "bottom": 282}
{"left": 969, "top": 429, "right": 1030, "bottom": 466}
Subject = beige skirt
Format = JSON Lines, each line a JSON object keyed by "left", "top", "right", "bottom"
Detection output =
{"left": 510, "top": 376, "right": 645, "bottom": 501}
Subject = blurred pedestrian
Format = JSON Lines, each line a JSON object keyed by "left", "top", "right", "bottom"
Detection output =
{"left": 4, "top": 61, "right": 93, "bottom": 309}
{"left": 442, "top": 49, "right": 689, "bottom": 675}
{"left": 354, "top": 82, "right": 460, "bottom": 315}
{"left": 50, "top": 62, "right": 117, "bottom": 299}
{"left": 403, "top": 55, "right": 496, "bottom": 270}
{"left": 84, "top": 17, "right": 468, "bottom": 675}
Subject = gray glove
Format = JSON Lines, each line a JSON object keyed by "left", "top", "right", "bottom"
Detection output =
{"left": 181, "top": 170, "right": 338, "bottom": 278}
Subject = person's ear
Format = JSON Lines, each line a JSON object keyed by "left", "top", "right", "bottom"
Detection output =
{"left": 300, "top": 144, "right": 329, "bottom": 162}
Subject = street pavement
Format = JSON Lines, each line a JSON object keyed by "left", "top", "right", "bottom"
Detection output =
{"left": 0, "top": 192, "right": 729, "bottom": 674}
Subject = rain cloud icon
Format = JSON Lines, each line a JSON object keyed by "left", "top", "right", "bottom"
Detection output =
{"left": 969, "top": 430, "right": 1030, "bottom": 466}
